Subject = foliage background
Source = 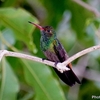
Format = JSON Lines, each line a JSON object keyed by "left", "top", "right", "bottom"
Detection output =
{"left": 0, "top": 0, "right": 100, "bottom": 100}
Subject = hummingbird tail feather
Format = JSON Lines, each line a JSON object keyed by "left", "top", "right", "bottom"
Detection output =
{"left": 64, "top": 68, "right": 81, "bottom": 86}
{"left": 53, "top": 66, "right": 81, "bottom": 86}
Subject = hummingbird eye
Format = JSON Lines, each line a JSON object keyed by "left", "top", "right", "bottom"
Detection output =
{"left": 47, "top": 30, "right": 50, "bottom": 33}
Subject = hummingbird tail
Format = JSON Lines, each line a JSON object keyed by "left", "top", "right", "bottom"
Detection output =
{"left": 64, "top": 68, "right": 81, "bottom": 86}
{"left": 54, "top": 67, "right": 81, "bottom": 86}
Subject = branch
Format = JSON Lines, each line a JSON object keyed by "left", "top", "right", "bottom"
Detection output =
{"left": 73, "top": 0, "right": 100, "bottom": 17}
{"left": 62, "top": 45, "right": 100, "bottom": 66}
{"left": 0, "top": 45, "right": 100, "bottom": 73}
{"left": 0, "top": 50, "right": 69, "bottom": 73}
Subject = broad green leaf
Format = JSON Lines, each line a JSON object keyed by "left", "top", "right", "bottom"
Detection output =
{"left": 0, "top": 8, "right": 38, "bottom": 53}
{"left": 0, "top": 59, "right": 19, "bottom": 100}
{"left": 21, "top": 60, "right": 66, "bottom": 100}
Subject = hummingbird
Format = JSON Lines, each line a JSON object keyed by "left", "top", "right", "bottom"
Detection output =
{"left": 29, "top": 21, "right": 81, "bottom": 86}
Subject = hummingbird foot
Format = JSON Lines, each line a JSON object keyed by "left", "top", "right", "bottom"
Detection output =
{"left": 42, "top": 58, "right": 46, "bottom": 61}
{"left": 42, "top": 58, "right": 49, "bottom": 61}
{"left": 55, "top": 62, "right": 70, "bottom": 73}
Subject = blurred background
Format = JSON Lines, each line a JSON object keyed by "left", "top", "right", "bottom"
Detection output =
{"left": 0, "top": 0, "right": 100, "bottom": 100}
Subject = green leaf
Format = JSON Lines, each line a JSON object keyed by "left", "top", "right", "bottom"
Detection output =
{"left": 21, "top": 60, "right": 66, "bottom": 100}
{"left": 0, "top": 8, "right": 38, "bottom": 53}
{"left": 0, "top": 59, "right": 19, "bottom": 100}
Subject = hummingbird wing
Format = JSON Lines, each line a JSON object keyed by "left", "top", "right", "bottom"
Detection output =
{"left": 52, "top": 39, "right": 81, "bottom": 86}
{"left": 53, "top": 40, "right": 69, "bottom": 62}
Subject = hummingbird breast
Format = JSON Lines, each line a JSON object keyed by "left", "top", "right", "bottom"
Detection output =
{"left": 40, "top": 36, "right": 54, "bottom": 51}
{"left": 40, "top": 36, "right": 67, "bottom": 62}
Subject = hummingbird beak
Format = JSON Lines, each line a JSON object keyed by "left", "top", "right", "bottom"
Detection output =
{"left": 28, "top": 21, "right": 44, "bottom": 31}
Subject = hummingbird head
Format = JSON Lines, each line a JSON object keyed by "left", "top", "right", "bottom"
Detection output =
{"left": 28, "top": 21, "right": 56, "bottom": 38}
